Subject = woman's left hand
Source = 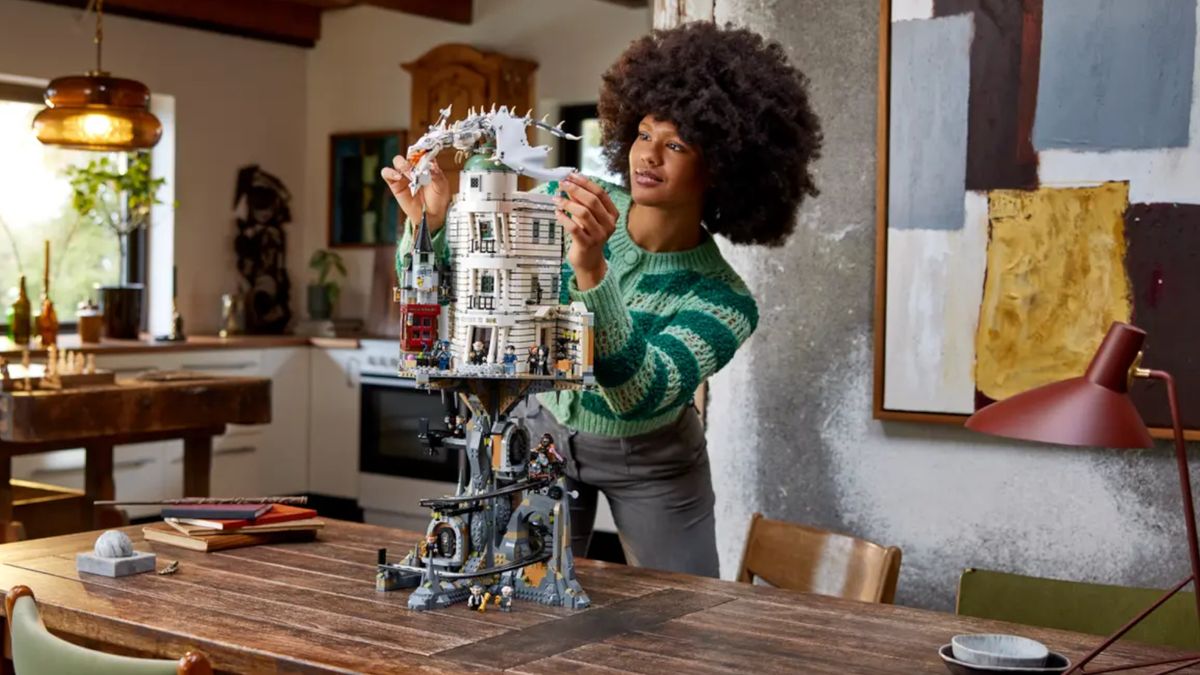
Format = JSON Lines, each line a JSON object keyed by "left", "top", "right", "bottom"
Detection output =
{"left": 555, "top": 173, "right": 619, "bottom": 291}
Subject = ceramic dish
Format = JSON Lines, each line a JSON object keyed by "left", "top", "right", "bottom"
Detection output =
{"left": 939, "top": 644, "right": 1071, "bottom": 675}
{"left": 952, "top": 634, "right": 1049, "bottom": 667}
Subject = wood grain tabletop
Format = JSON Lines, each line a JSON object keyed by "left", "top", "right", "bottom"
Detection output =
{"left": 0, "top": 520, "right": 1186, "bottom": 674}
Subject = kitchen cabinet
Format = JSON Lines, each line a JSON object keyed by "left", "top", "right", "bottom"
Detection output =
{"left": 307, "top": 348, "right": 361, "bottom": 499}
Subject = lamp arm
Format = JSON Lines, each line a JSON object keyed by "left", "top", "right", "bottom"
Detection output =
{"left": 1143, "top": 370, "right": 1200, "bottom": 625}
{"left": 1067, "top": 369, "right": 1200, "bottom": 675}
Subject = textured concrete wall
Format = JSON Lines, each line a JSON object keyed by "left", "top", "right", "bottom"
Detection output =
{"left": 703, "top": 0, "right": 1200, "bottom": 610}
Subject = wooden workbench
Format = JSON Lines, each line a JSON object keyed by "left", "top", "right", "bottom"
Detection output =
{"left": 0, "top": 376, "right": 271, "bottom": 538}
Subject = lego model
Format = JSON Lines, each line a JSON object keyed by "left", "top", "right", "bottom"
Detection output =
{"left": 394, "top": 105, "right": 596, "bottom": 381}
{"left": 376, "top": 105, "right": 593, "bottom": 612}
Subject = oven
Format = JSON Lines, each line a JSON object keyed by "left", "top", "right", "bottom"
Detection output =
{"left": 356, "top": 341, "right": 459, "bottom": 530}
{"left": 358, "top": 374, "right": 458, "bottom": 482}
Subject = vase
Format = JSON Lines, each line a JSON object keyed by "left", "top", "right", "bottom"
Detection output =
{"left": 307, "top": 284, "right": 332, "bottom": 320}
{"left": 98, "top": 284, "right": 144, "bottom": 340}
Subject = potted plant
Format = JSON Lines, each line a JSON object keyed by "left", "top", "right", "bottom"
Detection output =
{"left": 308, "top": 249, "right": 346, "bottom": 320}
{"left": 65, "top": 152, "right": 166, "bottom": 339}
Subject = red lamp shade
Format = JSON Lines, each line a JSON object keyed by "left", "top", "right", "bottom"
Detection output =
{"left": 965, "top": 322, "right": 1154, "bottom": 449}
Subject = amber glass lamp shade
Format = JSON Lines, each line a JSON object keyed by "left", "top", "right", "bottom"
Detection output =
{"left": 32, "top": 73, "right": 162, "bottom": 151}
{"left": 965, "top": 322, "right": 1154, "bottom": 450}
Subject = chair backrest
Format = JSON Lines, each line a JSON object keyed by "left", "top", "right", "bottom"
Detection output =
{"left": 5, "top": 586, "right": 212, "bottom": 675}
{"left": 956, "top": 568, "right": 1200, "bottom": 650}
{"left": 736, "top": 512, "right": 902, "bottom": 603}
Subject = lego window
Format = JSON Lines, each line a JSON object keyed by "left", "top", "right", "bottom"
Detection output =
{"left": 470, "top": 176, "right": 481, "bottom": 190}
{"left": 531, "top": 276, "right": 542, "bottom": 304}
{"left": 532, "top": 220, "right": 541, "bottom": 243}
{"left": 479, "top": 217, "right": 494, "bottom": 240}
{"left": 547, "top": 221, "right": 555, "bottom": 243}
{"left": 480, "top": 273, "right": 495, "bottom": 294}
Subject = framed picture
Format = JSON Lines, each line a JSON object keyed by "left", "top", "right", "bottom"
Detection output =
{"left": 874, "top": 0, "right": 1200, "bottom": 438}
{"left": 328, "top": 130, "right": 406, "bottom": 247}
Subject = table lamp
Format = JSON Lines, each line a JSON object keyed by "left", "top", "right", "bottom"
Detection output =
{"left": 966, "top": 321, "right": 1200, "bottom": 674}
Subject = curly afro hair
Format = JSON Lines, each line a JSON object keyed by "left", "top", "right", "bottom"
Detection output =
{"left": 598, "top": 22, "right": 822, "bottom": 247}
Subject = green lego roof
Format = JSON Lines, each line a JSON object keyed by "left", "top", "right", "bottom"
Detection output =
{"left": 463, "top": 151, "right": 511, "bottom": 173}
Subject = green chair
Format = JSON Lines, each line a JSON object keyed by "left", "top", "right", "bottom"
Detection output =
{"left": 957, "top": 568, "right": 1200, "bottom": 650}
{"left": 5, "top": 586, "right": 212, "bottom": 675}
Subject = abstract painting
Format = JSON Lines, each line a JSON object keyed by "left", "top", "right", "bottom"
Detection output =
{"left": 329, "top": 130, "right": 405, "bottom": 247}
{"left": 876, "top": 0, "right": 1200, "bottom": 433}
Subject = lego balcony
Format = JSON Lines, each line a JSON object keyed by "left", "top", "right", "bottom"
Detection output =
{"left": 466, "top": 295, "right": 497, "bottom": 311}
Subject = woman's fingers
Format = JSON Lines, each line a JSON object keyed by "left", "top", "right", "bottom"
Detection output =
{"left": 556, "top": 197, "right": 601, "bottom": 235}
{"left": 566, "top": 173, "right": 619, "bottom": 220}
{"left": 557, "top": 211, "right": 595, "bottom": 247}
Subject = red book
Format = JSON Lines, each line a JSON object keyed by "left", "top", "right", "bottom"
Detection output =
{"left": 162, "top": 504, "right": 317, "bottom": 531}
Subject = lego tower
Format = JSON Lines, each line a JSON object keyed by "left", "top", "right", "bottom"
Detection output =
{"left": 444, "top": 153, "right": 568, "bottom": 369}
{"left": 398, "top": 214, "right": 442, "bottom": 353}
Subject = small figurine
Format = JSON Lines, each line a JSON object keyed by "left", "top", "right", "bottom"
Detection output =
{"left": 420, "top": 533, "right": 437, "bottom": 559}
{"left": 529, "top": 433, "right": 564, "bottom": 480}
{"left": 466, "top": 584, "right": 484, "bottom": 611}
{"left": 499, "top": 585, "right": 514, "bottom": 612}
{"left": 502, "top": 344, "right": 517, "bottom": 375}
{"left": 437, "top": 341, "right": 451, "bottom": 370}
{"left": 470, "top": 340, "right": 487, "bottom": 365}
{"left": 526, "top": 345, "right": 539, "bottom": 375}
{"left": 536, "top": 344, "right": 551, "bottom": 376}
{"left": 85, "top": 354, "right": 96, "bottom": 375}
{"left": 0, "top": 357, "right": 9, "bottom": 385}
{"left": 45, "top": 345, "right": 57, "bottom": 378}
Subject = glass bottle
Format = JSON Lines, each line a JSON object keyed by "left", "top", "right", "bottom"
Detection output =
{"left": 6, "top": 276, "right": 32, "bottom": 346}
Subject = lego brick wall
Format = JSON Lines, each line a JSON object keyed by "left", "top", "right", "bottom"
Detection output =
{"left": 703, "top": 0, "right": 1200, "bottom": 610}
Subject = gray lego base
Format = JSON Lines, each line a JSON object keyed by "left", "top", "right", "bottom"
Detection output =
{"left": 76, "top": 551, "right": 156, "bottom": 577}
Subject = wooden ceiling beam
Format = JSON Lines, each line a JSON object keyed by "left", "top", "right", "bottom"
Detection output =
{"left": 23, "top": 0, "right": 473, "bottom": 47}
{"left": 26, "top": 0, "right": 324, "bottom": 47}
{"left": 354, "top": 0, "right": 472, "bottom": 24}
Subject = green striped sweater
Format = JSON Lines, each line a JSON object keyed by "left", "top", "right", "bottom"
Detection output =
{"left": 396, "top": 180, "right": 759, "bottom": 437}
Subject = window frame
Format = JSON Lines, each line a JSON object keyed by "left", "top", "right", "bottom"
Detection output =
{"left": 0, "top": 82, "right": 147, "bottom": 334}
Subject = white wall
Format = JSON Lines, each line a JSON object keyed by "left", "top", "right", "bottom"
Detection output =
{"left": 0, "top": 0, "right": 308, "bottom": 334}
{"left": 303, "top": 0, "right": 650, "bottom": 321}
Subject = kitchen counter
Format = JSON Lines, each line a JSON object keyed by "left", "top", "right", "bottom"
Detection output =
{"left": 0, "top": 334, "right": 362, "bottom": 358}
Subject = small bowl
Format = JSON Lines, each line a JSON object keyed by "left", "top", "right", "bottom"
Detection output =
{"left": 939, "top": 644, "right": 1071, "bottom": 675}
{"left": 952, "top": 634, "right": 1049, "bottom": 668}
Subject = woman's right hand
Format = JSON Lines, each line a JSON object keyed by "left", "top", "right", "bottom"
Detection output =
{"left": 381, "top": 155, "right": 452, "bottom": 233}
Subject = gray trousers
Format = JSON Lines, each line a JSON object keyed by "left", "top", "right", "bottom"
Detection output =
{"left": 518, "top": 399, "right": 720, "bottom": 578}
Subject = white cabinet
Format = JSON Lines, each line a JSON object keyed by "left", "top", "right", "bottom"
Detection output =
{"left": 307, "top": 348, "right": 361, "bottom": 499}
{"left": 163, "top": 348, "right": 309, "bottom": 498}
{"left": 256, "top": 348, "right": 310, "bottom": 496}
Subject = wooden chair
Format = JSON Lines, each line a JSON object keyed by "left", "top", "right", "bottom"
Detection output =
{"left": 4, "top": 586, "right": 212, "bottom": 675}
{"left": 957, "top": 568, "right": 1200, "bottom": 650}
{"left": 736, "top": 512, "right": 902, "bottom": 603}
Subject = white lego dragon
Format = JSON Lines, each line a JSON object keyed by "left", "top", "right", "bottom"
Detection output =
{"left": 401, "top": 104, "right": 582, "bottom": 194}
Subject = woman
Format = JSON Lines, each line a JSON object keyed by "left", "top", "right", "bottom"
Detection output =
{"left": 382, "top": 22, "right": 822, "bottom": 576}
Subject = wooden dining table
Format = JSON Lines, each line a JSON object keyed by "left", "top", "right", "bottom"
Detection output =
{"left": 0, "top": 520, "right": 1187, "bottom": 674}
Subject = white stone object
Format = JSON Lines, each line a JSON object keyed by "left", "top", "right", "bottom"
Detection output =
{"left": 77, "top": 529, "right": 156, "bottom": 577}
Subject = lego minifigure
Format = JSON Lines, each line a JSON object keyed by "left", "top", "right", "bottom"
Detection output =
{"left": 436, "top": 340, "right": 451, "bottom": 370}
{"left": 502, "top": 344, "right": 517, "bottom": 375}
{"left": 419, "top": 533, "right": 437, "bottom": 559}
{"left": 529, "top": 433, "right": 564, "bottom": 480}
{"left": 499, "top": 585, "right": 514, "bottom": 612}
{"left": 536, "top": 344, "right": 551, "bottom": 376}
{"left": 470, "top": 340, "right": 487, "bottom": 365}
{"left": 466, "top": 584, "right": 484, "bottom": 610}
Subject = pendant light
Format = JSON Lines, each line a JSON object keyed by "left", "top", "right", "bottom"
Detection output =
{"left": 32, "top": 0, "right": 162, "bottom": 151}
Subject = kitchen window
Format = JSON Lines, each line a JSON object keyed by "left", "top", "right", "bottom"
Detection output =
{"left": 0, "top": 81, "right": 153, "bottom": 328}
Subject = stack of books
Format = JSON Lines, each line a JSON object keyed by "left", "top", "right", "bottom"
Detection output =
{"left": 142, "top": 503, "right": 323, "bottom": 551}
